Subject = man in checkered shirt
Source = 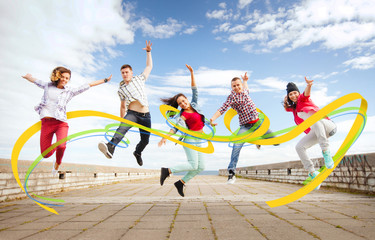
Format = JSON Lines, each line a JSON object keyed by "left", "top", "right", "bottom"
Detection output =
{"left": 210, "top": 72, "right": 277, "bottom": 184}
{"left": 98, "top": 41, "right": 153, "bottom": 166}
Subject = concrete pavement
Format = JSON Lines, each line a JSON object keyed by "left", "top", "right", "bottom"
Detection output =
{"left": 0, "top": 175, "right": 374, "bottom": 240}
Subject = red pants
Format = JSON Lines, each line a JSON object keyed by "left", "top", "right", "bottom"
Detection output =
{"left": 40, "top": 118, "right": 69, "bottom": 165}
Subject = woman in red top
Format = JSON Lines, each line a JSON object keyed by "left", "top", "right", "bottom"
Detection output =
{"left": 158, "top": 64, "right": 206, "bottom": 197}
{"left": 284, "top": 77, "right": 336, "bottom": 189}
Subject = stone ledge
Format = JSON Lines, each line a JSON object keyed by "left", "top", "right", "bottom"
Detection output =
{"left": 0, "top": 159, "right": 159, "bottom": 202}
{"left": 219, "top": 153, "right": 375, "bottom": 194}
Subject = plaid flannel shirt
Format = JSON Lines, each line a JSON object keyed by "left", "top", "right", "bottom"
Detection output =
{"left": 218, "top": 89, "right": 259, "bottom": 126}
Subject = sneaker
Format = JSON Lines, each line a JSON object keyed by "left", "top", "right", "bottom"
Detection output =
{"left": 133, "top": 151, "right": 143, "bottom": 166}
{"left": 322, "top": 150, "right": 334, "bottom": 169}
{"left": 98, "top": 141, "right": 114, "bottom": 159}
{"left": 160, "top": 167, "right": 170, "bottom": 186}
{"left": 51, "top": 165, "right": 58, "bottom": 177}
{"left": 174, "top": 180, "right": 185, "bottom": 197}
{"left": 227, "top": 174, "right": 236, "bottom": 184}
{"left": 308, "top": 171, "right": 321, "bottom": 190}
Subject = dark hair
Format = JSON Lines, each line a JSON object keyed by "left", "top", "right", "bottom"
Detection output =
{"left": 51, "top": 66, "right": 71, "bottom": 86}
{"left": 231, "top": 77, "right": 241, "bottom": 82}
{"left": 120, "top": 64, "right": 132, "bottom": 71}
{"left": 161, "top": 93, "right": 186, "bottom": 117}
{"left": 286, "top": 82, "right": 300, "bottom": 109}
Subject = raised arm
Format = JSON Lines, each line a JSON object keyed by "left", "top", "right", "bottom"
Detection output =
{"left": 142, "top": 40, "right": 153, "bottom": 79}
{"left": 242, "top": 72, "right": 249, "bottom": 90}
{"left": 22, "top": 73, "right": 37, "bottom": 83}
{"left": 304, "top": 76, "right": 313, "bottom": 97}
{"left": 89, "top": 74, "right": 112, "bottom": 87}
{"left": 186, "top": 64, "right": 196, "bottom": 87}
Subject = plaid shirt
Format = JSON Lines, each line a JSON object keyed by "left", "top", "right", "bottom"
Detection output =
{"left": 118, "top": 73, "right": 148, "bottom": 108}
{"left": 218, "top": 89, "right": 259, "bottom": 126}
{"left": 33, "top": 79, "right": 90, "bottom": 122}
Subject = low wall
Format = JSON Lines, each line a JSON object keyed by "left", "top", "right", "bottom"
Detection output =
{"left": 219, "top": 153, "right": 375, "bottom": 193}
{"left": 0, "top": 159, "right": 159, "bottom": 202}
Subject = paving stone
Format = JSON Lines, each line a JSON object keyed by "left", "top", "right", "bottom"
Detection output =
{"left": 0, "top": 175, "right": 374, "bottom": 240}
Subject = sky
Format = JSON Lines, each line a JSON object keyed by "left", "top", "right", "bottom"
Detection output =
{"left": 0, "top": 0, "right": 374, "bottom": 171}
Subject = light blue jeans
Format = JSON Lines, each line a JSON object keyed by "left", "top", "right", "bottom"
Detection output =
{"left": 170, "top": 137, "right": 205, "bottom": 183}
{"left": 228, "top": 123, "right": 275, "bottom": 174}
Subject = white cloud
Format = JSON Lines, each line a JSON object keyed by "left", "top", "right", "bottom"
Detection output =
{"left": 136, "top": 17, "right": 184, "bottom": 39}
{"left": 228, "top": 24, "right": 247, "bottom": 33}
{"left": 206, "top": 5, "right": 233, "bottom": 21}
{"left": 228, "top": 32, "right": 257, "bottom": 43}
{"left": 0, "top": 0, "right": 138, "bottom": 165}
{"left": 255, "top": 77, "right": 288, "bottom": 91}
{"left": 219, "top": 2, "right": 227, "bottom": 9}
{"left": 213, "top": 22, "right": 231, "bottom": 34}
{"left": 157, "top": 67, "right": 250, "bottom": 89}
{"left": 183, "top": 25, "right": 200, "bottom": 35}
{"left": 312, "top": 72, "right": 339, "bottom": 80}
{"left": 208, "top": 0, "right": 375, "bottom": 57}
{"left": 310, "top": 87, "right": 338, "bottom": 107}
{"left": 238, "top": 0, "right": 253, "bottom": 10}
{"left": 0, "top": 0, "right": 134, "bottom": 74}
{"left": 343, "top": 54, "right": 375, "bottom": 70}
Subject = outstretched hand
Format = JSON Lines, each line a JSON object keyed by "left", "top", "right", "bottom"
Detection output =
{"left": 106, "top": 74, "right": 113, "bottom": 82}
{"left": 186, "top": 64, "right": 193, "bottom": 73}
{"left": 22, "top": 73, "right": 34, "bottom": 81}
{"left": 158, "top": 138, "right": 167, "bottom": 147}
{"left": 210, "top": 119, "right": 218, "bottom": 127}
{"left": 305, "top": 76, "right": 313, "bottom": 86}
{"left": 143, "top": 40, "right": 152, "bottom": 52}
{"left": 241, "top": 72, "right": 248, "bottom": 81}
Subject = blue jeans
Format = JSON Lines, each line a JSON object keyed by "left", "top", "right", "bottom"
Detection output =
{"left": 228, "top": 123, "right": 275, "bottom": 174}
{"left": 111, "top": 110, "right": 151, "bottom": 154}
{"left": 170, "top": 137, "right": 205, "bottom": 183}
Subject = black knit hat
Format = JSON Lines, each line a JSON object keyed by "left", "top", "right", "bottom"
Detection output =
{"left": 286, "top": 82, "right": 299, "bottom": 94}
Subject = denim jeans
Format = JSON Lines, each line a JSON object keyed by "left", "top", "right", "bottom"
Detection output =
{"left": 170, "top": 137, "right": 205, "bottom": 183}
{"left": 111, "top": 110, "right": 151, "bottom": 154}
{"left": 227, "top": 123, "right": 274, "bottom": 174}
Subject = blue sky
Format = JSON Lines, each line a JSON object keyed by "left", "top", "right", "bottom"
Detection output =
{"left": 0, "top": 0, "right": 374, "bottom": 171}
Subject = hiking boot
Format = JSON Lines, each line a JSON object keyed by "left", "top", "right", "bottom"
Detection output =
{"left": 98, "top": 141, "right": 114, "bottom": 159}
{"left": 174, "top": 180, "right": 185, "bottom": 197}
{"left": 160, "top": 167, "right": 170, "bottom": 186}
{"left": 133, "top": 151, "right": 143, "bottom": 166}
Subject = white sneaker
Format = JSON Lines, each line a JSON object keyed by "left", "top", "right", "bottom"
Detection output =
{"left": 51, "top": 167, "right": 58, "bottom": 177}
{"left": 227, "top": 175, "right": 236, "bottom": 184}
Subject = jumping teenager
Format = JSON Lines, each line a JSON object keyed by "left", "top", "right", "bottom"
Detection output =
{"left": 210, "top": 73, "right": 277, "bottom": 184}
{"left": 158, "top": 64, "right": 206, "bottom": 197}
{"left": 22, "top": 66, "right": 111, "bottom": 176}
{"left": 284, "top": 77, "right": 336, "bottom": 189}
{"left": 98, "top": 41, "right": 153, "bottom": 166}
